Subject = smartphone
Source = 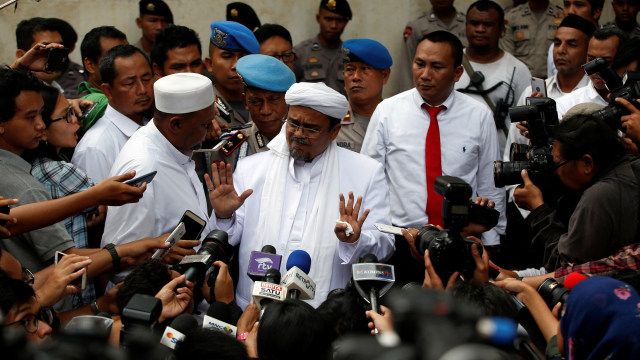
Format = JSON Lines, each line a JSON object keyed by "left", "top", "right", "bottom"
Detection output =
{"left": 0, "top": 204, "right": 9, "bottom": 227}
{"left": 124, "top": 170, "right": 157, "bottom": 187}
{"left": 54, "top": 251, "right": 88, "bottom": 290}
{"left": 79, "top": 102, "right": 99, "bottom": 119}
{"left": 151, "top": 222, "right": 186, "bottom": 260}
{"left": 531, "top": 77, "right": 547, "bottom": 97}
{"left": 180, "top": 210, "right": 206, "bottom": 240}
{"left": 374, "top": 223, "right": 405, "bottom": 236}
{"left": 45, "top": 47, "right": 69, "bottom": 72}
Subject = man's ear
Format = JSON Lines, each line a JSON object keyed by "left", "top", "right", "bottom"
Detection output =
{"left": 101, "top": 83, "right": 113, "bottom": 101}
{"left": 205, "top": 56, "right": 214, "bottom": 73}
{"left": 241, "top": 92, "right": 248, "bottom": 110}
{"left": 168, "top": 115, "right": 181, "bottom": 133}
{"left": 136, "top": 17, "right": 143, "bottom": 29}
{"left": 84, "top": 58, "right": 97, "bottom": 75}
{"left": 381, "top": 68, "right": 391, "bottom": 85}
{"left": 329, "top": 123, "right": 342, "bottom": 140}
{"left": 453, "top": 65, "right": 464, "bottom": 82}
{"left": 582, "top": 154, "right": 595, "bottom": 175}
{"left": 152, "top": 62, "right": 164, "bottom": 77}
{"left": 15, "top": 49, "right": 26, "bottom": 59}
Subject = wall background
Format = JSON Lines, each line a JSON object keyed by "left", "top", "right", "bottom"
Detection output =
{"left": 0, "top": 0, "right": 620, "bottom": 97}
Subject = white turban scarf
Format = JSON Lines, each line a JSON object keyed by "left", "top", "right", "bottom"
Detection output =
{"left": 285, "top": 82, "right": 349, "bottom": 119}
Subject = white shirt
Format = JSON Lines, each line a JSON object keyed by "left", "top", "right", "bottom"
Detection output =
{"left": 213, "top": 147, "right": 395, "bottom": 309}
{"left": 361, "top": 89, "right": 506, "bottom": 246}
{"left": 547, "top": 43, "right": 556, "bottom": 79}
{"left": 504, "top": 74, "right": 591, "bottom": 161}
{"left": 101, "top": 121, "right": 209, "bottom": 282}
{"left": 555, "top": 82, "right": 608, "bottom": 119}
{"left": 456, "top": 50, "right": 532, "bottom": 153}
{"left": 72, "top": 105, "right": 146, "bottom": 182}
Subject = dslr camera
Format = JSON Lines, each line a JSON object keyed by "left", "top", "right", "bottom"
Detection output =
{"left": 415, "top": 176, "right": 499, "bottom": 281}
{"left": 582, "top": 57, "right": 640, "bottom": 131}
{"left": 493, "top": 97, "right": 558, "bottom": 188}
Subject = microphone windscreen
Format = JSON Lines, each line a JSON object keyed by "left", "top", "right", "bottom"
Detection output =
{"left": 170, "top": 314, "right": 199, "bottom": 333}
{"left": 286, "top": 250, "right": 311, "bottom": 273}
{"left": 564, "top": 272, "right": 588, "bottom": 290}
{"left": 359, "top": 253, "right": 379, "bottom": 263}
{"left": 261, "top": 245, "right": 276, "bottom": 254}
{"left": 206, "top": 302, "right": 232, "bottom": 324}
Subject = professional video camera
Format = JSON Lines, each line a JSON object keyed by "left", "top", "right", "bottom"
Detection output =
{"left": 415, "top": 176, "right": 499, "bottom": 281}
{"left": 582, "top": 57, "right": 640, "bottom": 130}
{"left": 493, "top": 97, "right": 558, "bottom": 188}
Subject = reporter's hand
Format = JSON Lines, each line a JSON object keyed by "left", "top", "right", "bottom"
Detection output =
{"left": 469, "top": 240, "right": 490, "bottom": 284}
{"left": 402, "top": 228, "right": 424, "bottom": 263}
{"left": 513, "top": 170, "right": 544, "bottom": 211}
{"left": 422, "top": 250, "right": 458, "bottom": 291}
{"left": 461, "top": 197, "right": 495, "bottom": 237}
{"left": 205, "top": 118, "right": 226, "bottom": 142}
{"left": 366, "top": 305, "right": 394, "bottom": 335}
{"left": 618, "top": 97, "right": 640, "bottom": 142}
{"left": 35, "top": 254, "right": 91, "bottom": 306}
{"left": 516, "top": 122, "right": 530, "bottom": 139}
{"left": 97, "top": 282, "right": 122, "bottom": 314}
{"left": 162, "top": 239, "right": 200, "bottom": 264}
{"left": 156, "top": 274, "right": 194, "bottom": 323}
{"left": 244, "top": 321, "right": 259, "bottom": 358}
{"left": 68, "top": 99, "right": 94, "bottom": 119}
{"left": 12, "top": 42, "right": 64, "bottom": 72}
{"left": 0, "top": 197, "right": 19, "bottom": 237}
{"left": 92, "top": 171, "right": 147, "bottom": 206}
{"left": 213, "top": 260, "right": 234, "bottom": 304}
{"left": 237, "top": 302, "right": 260, "bottom": 335}
{"left": 86, "top": 205, "right": 106, "bottom": 228}
{"left": 493, "top": 278, "right": 536, "bottom": 303}
{"left": 495, "top": 269, "right": 518, "bottom": 281}
{"left": 117, "top": 234, "right": 170, "bottom": 267}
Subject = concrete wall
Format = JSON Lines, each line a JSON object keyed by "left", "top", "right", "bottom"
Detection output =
{"left": 0, "top": 0, "right": 620, "bottom": 97}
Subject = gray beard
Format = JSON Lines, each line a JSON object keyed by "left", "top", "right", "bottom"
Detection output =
{"left": 289, "top": 148, "right": 311, "bottom": 162}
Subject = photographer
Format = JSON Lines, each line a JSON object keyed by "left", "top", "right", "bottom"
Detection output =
{"left": 514, "top": 114, "right": 639, "bottom": 270}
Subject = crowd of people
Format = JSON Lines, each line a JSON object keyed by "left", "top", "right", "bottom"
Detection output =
{"left": 2, "top": 0, "right": 640, "bottom": 359}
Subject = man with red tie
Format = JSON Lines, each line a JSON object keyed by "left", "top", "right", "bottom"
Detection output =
{"left": 361, "top": 30, "right": 505, "bottom": 283}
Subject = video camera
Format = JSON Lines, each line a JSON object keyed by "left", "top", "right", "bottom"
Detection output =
{"left": 493, "top": 97, "right": 558, "bottom": 188}
{"left": 582, "top": 57, "right": 640, "bottom": 131}
{"left": 415, "top": 176, "right": 499, "bottom": 281}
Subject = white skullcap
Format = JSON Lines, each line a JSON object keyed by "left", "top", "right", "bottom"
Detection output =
{"left": 285, "top": 82, "right": 349, "bottom": 119}
{"left": 564, "top": 102, "right": 606, "bottom": 119}
{"left": 154, "top": 72, "right": 214, "bottom": 114}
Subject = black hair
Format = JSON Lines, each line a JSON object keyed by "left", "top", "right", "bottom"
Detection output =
{"left": 317, "top": 287, "right": 370, "bottom": 342}
{"left": 253, "top": 23, "right": 293, "bottom": 46}
{"left": 612, "top": 37, "right": 640, "bottom": 71}
{"left": 554, "top": 114, "right": 625, "bottom": 171}
{"left": 150, "top": 25, "right": 202, "bottom": 69}
{"left": 0, "top": 67, "right": 44, "bottom": 123}
{"left": 419, "top": 30, "right": 464, "bottom": 67}
{"left": 115, "top": 259, "right": 171, "bottom": 313}
{"left": 0, "top": 272, "right": 35, "bottom": 315}
{"left": 608, "top": 269, "right": 640, "bottom": 293}
{"left": 80, "top": 26, "right": 127, "bottom": 71}
{"left": 21, "top": 86, "right": 64, "bottom": 163}
{"left": 47, "top": 18, "right": 77, "bottom": 48}
{"left": 587, "top": 0, "right": 605, "bottom": 13}
{"left": 175, "top": 328, "right": 249, "bottom": 360}
{"left": 258, "top": 300, "right": 332, "bottom": 360}
{"left": 99, "top": 44, "right": 151, "bottom": 86}
{"left": 15, "top": 17, "right": 60, "bottom": 51}
{"left": 592, "top": 27, "right": 628, "bottom": 47}
{"left": 466, "top": 0, "right": 505, "bottom": 26}
{"left": 451, "top": 282, "right": 519, "bottom": 320}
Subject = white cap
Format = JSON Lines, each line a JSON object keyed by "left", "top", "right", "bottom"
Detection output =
{"left": 285, "top": 82, "right": 348, "bottom": 119}
{"left": 153, "top": 72, "right": 214, "bottom": 114}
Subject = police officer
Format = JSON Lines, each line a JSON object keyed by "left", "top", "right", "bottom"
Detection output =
{"left": 337, "top": 39, "right": 391, "bottom": 153}
{"left": 209, "top": 54, "right": 295, "bottom": 170}
{"left": 501, "top": 0, "right": 563, "bottom": 78}
{"left": 134, "top": 0, "right": 173, "bottom": 56}
{"left": 400, "top": 0, "right": 467, "bottom": 90}
{"left": 605, "top": 0, "right": 640, "bottom": 38}
{"left": 205, "top": 21, "right": 260, "bottom": 129}
{"left": 226, "top": 2, "right": 261, "bottom": 31}
{"left": 293, "top": 0, "right": 351, "bottom": 96}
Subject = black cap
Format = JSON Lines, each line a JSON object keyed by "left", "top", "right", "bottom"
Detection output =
{"left": 139, "top": 0, "right": 173, "bottom": 24}
{"left": 226, "top": 2, "right": 261, "bottom": 31}
{"left": 320, "top": 0, "right": 352, "bottom": 20}
{"left": 559, "top": 14, "right": 596, "bottom": 38}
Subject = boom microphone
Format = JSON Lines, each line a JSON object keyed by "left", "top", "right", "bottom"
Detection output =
{"left": 247, "top": 245, "right": 282, "bottom": 281}
{"left": 159, "top": 314, "right": 198, "bottom": 350}
{"left": 281, "top": 250, "right": 316, "bottom": 300}
{"left": 352, "top": 254, "right": 395, "bottom": 313}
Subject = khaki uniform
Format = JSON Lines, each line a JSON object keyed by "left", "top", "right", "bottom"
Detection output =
{"left": 335, "top": 107, "right": 370, "bottom": 153}
{"left": 603, "top": 22, "right": 640, "bottom": 39}
{"left": 213, "top": 86, "right": 249, "bottom": 129}
{"left": 208, "top": 122, "right": 271, "bottom": 171}
{"left": 501, "top": 3, "right": 563, "bottom": 78}
{"left": 133, "top": 38, "right": 150, "bottom": 57}
{"left": 400, "top": 10, "right": 467, "bottom": 89}
{"left": 293, "top": 36, "right": 346, "bottom": 96}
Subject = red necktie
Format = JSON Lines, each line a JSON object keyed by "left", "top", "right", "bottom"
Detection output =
{"left": 423, "top": 104, "right": 446, "bottom": 226}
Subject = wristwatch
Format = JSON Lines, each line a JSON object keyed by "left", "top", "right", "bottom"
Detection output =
{"left": 103, "top": 243, "right": 120, "bottom": 268}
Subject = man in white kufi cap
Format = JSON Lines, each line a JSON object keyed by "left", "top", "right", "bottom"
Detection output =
{"left": 207, "top": 82, "right": 395, "bottom": 308}
{"left": 102, "top": 72, "right": 216, "bottom": 281}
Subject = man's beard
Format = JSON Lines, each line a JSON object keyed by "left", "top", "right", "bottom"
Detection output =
{"left": 289, "top": 147, "right": 311, "bottom": 161}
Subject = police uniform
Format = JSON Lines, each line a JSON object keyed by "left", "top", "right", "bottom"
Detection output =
{"left": 294, "top": 36, "right": 345, "bottom": 96}
{"left": 336, "top": 108, "right": 369, "bottom": 153}
{"left": 501, "top": 2, "right": 563, "bottom": 78}
{"left": 209, "top": 122, "right": 270, "bottom": 170}
{"left": 213, "top": 86, "right": 248, "bottom": 128}
{"left": 400, "top": 9, "right": 467, "bottom": 89}
{"left": 134, "top": 0, "right": 174, "bottom": 56}
{"left": 603, "top": 22, "right": 640, "bottom": 39}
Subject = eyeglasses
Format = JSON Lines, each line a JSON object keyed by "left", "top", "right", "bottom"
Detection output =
{"left": 283, "top": 119, "right": 329, "bottom": 137}
{"left": 22, "top": 267, "right": 34, "bottom": 285}
{"left": 553, "top": 159, "right": 571, "bottom": 171}
{"left": 270, "top": 52, "right": 296, "bottom": 62}
{"left": 50, "top": 107, "right": 80, "bottom": 125}
{"left": 7, "top": 307, "right": 55, "bottom": 334}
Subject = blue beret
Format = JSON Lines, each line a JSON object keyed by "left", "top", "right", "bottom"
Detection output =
{"left": 210, "top": 21, "right": 260, "bottom": 54}
{"left": 236, "top": 54, "right": 296, "bottom": 92}
{"left": 341, "top": 39, "right": 393, "bottom": 69}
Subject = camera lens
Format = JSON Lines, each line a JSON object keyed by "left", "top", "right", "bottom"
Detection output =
{"left": 509, "top": 143, "right": 530, "bottom": 162}
{"left": 415, "top": 226, "right": 442, "bottom": 255}
{"left": 493, "top": 161, "right": 528, "bottom": 187}
{"left": 536, "top": 278, "right": 571, "bottom": 309}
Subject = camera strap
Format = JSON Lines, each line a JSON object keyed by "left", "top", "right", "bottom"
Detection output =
{"left": 461, "top": 54, "right": 507, "bottom": 135}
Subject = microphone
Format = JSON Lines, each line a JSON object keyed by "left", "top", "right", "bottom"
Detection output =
{"left": 281, "top": 250, "right": 316, "bottom": 300}
{"left": 351, "top": 254, "right": 395, "bottom": 313}
{"left": 159, "top": 314, "right": 198, "bottom": 350}
{"left": 174, "top": 230, "right": 232, "bottom": 287}
{"left": 564, "top": 272, "right": 588, "bottom": 290}
{"left": 247, "top": 245, "right": 282, "bottom": 281}
{"left": 203, "top": 302, "right": 237, "bottom": 336}
{"left": 251, "top": 268, "right": 286, "bottom": 310}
